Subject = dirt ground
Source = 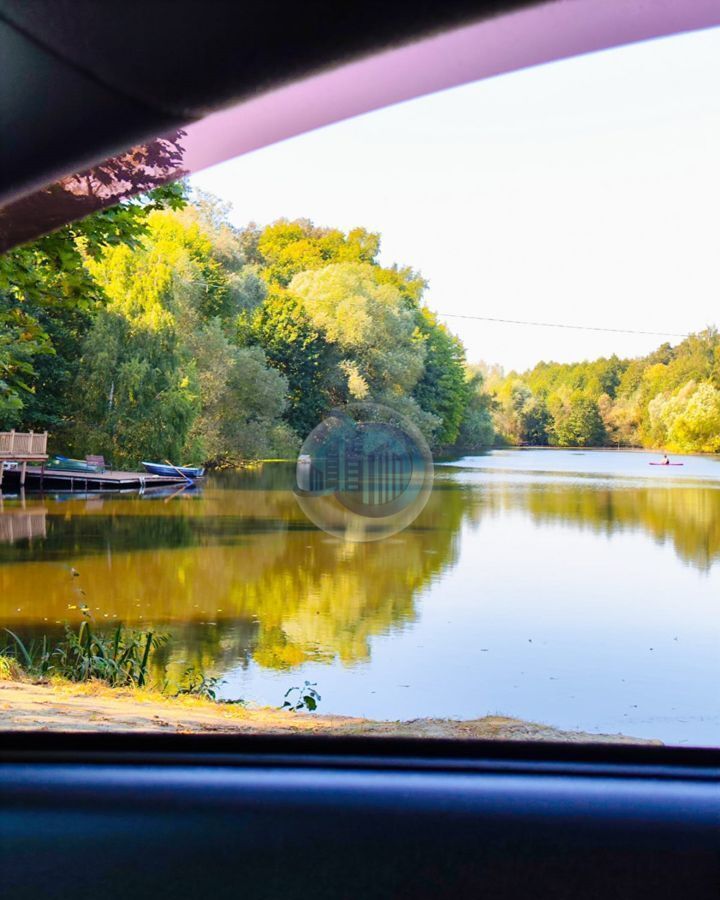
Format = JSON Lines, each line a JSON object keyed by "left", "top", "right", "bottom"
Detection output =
{"left": 0, "top": 679, "right": 661, "bottom": 743}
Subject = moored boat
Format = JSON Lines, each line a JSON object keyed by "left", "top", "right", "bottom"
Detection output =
{"left": 46, "top": 455, "right": 103, "bottom": 473}
{"left": 141, "top": 461, "right": 205, "bottom": 479}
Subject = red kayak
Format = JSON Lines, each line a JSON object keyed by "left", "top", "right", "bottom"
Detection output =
{"left": 649, "top": 462, "right": 684, "bottom": 466}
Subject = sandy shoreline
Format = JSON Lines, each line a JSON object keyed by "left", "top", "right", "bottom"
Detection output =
{"left": 0, "top": 680, "right": 661, "bottom": 743}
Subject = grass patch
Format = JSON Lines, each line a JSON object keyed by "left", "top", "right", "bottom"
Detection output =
{"left": 1, "top": 622, "right": 245, "bottom": 705}
{"left": 3, "top": 622, "right": 166, "bottom": 688}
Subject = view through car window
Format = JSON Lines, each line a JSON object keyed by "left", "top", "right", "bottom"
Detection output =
{"left": 1, "top": 25, "right": 719, "bottom": 746}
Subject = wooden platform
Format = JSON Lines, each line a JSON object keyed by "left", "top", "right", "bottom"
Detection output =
{"left": 0, "top": 432, "right": 191, "bottom": 493}
{"left": 1, "top": 465, "right": 188, "bottom": 492}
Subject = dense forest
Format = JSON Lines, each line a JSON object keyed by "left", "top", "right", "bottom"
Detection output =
{"left": 489, "top": 329, "right": 720, "bottom": 453}
{"left": 0, "top": 188, "right": 493, "bottom": 466}
{"left": 2, "top": 184, "right": 718, "bottom": 461}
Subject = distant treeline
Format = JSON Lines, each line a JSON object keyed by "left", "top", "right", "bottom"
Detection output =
{"left": 0, "top": 189, "right": 493, "bottom": 466}
{"left": 486, "top": 328, "right": 720, "bottom": 452}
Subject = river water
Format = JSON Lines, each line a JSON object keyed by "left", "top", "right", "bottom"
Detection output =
{"left": 1, "top": 448, "right": 719, "bottom": 746}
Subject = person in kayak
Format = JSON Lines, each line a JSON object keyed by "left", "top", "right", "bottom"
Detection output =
{"left": 660, "top": 453, "right": 670, "bottom": 465}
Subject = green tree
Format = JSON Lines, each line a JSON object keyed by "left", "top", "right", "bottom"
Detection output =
{"left": 491, "top": 379, "right": 550, "bottom": 445}
{"left": 648, "top": 380, "right": 720, "bottom": 453}
{"left": 245, "top": 290, "right": 336, "bottom": 438}
{"left": 550, "top": 393, "right": 605, "bottom": 447}
{"left": 290, "top": 262, "right": 426, "bottom": 400}
{"left": 668, "top": 382, "right": 720, "bottom": 452}
{"left": 0, "top": 182, "right": 185, "bottom": 428}
{"left": 185, "top": 318, "right": 295, "bottom": 463}
{"left": 456, "top": 369, "right": 495, "bottom": 449}
{"left": 413, "top": 310, "right": 470, "bottom": 446}
{"left": 71, "top": 310, "right": 196, "bottom": 467}
{"left": 257, "top": 220, "right": 380, "bottom": 287}
{"left": 0, "top": 301, "right": 50, "bottom": 427}
{"left": 74, "top": 208, "right": 228, "bottom": 465}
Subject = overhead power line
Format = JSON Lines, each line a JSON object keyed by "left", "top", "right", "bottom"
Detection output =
{"left": 435, "top": 313, "right": 689, "bottom": 339}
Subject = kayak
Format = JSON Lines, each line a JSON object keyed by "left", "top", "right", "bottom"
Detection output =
{"left": 649, "top": 462, "right": 684, "bottom": 466}
{"left": 141, "top": 461, "right": 205, "bottom": 479}
{"left": 46, "top": 455, "right": 103, "bottom": 473}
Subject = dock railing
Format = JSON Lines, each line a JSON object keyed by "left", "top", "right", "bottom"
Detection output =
{"left": 0, "top": 430, "right": 48, "bottom": 458}
{"left": 0, "top": 431, "right": 49, "bottom": 489}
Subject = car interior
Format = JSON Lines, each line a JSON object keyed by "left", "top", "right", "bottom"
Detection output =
{"left": 1, "top": 2, "right": 719, "bottom": 897}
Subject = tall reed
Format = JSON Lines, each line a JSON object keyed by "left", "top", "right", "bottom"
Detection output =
{"left": 3, "top": 622, "right": 167, "bottom": 688}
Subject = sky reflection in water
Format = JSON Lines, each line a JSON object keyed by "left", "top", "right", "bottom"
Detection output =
{"left": 1, "top": 449, "right": 718, "bottom": 746}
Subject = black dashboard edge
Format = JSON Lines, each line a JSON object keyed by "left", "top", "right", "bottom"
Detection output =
{"left": 2, "top": 731, "right": 719, "bottom": 780}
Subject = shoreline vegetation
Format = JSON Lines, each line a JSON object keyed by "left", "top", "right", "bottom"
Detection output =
{"left": 2, "top": 184, "right": 717, "bottom": 471}
{"left": 486, "top": 329, "right": 720, "bottom": 455}
{"left": 0, "top": 623, "right": 660, "bottom": 743}
{"left": 445, "top": 444, "right": 717, "bottom": 457}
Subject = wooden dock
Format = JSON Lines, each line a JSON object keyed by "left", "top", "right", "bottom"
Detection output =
{"left": 0, "top": 432, "right": 189, "bottom": 493}
{"left": 2, "top": 465, "right": 189, "bottom": 492}
{"left": 0, "top": 430, "right": 48, "bottom": 488}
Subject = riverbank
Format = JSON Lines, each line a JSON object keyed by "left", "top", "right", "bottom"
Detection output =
{"left": 0, "top": 679, "right": 661, "bottom": 742}
{"left": 475, "top": 444, "right": 710, "bottom": 456}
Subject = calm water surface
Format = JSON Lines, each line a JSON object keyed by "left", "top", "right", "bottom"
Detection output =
{"left": 2, "top": 448, "right": 719, "bottom": 746}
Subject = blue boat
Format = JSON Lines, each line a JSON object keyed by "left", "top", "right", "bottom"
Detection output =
{"left": 141, "top": 462, "right": 205, "bottom": 480}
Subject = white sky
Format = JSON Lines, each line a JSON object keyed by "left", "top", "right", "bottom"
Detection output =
{"left": 191, "top": 26, "right": 720, "bottom": 373}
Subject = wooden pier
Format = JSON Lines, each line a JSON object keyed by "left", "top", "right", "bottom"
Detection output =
{"left": 0, "top": 431, "right": 189, "bottom": 493}
{"left": 1, "top": 465, "right": 189, "bottom": 493}
{"left": 0, "top": 431, "right": 48, "bottom": 488}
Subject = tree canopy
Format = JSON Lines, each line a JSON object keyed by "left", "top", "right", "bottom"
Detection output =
{"left": 4, "top": 186, "right": 717, "bottom": 462}
{"left": 2, "top": 197, "right": 492, "bottom": 464}
{"left": 0, "top": 183, "right": 185, "bottom": 432}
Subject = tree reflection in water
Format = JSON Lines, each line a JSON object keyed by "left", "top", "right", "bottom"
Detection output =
{"left": 1, "top": 459, "right": 718, "bottom": 686}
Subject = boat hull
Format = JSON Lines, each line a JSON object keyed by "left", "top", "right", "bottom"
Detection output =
{"left": 141, "top": 462, "right": 205, "bottom": 479}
